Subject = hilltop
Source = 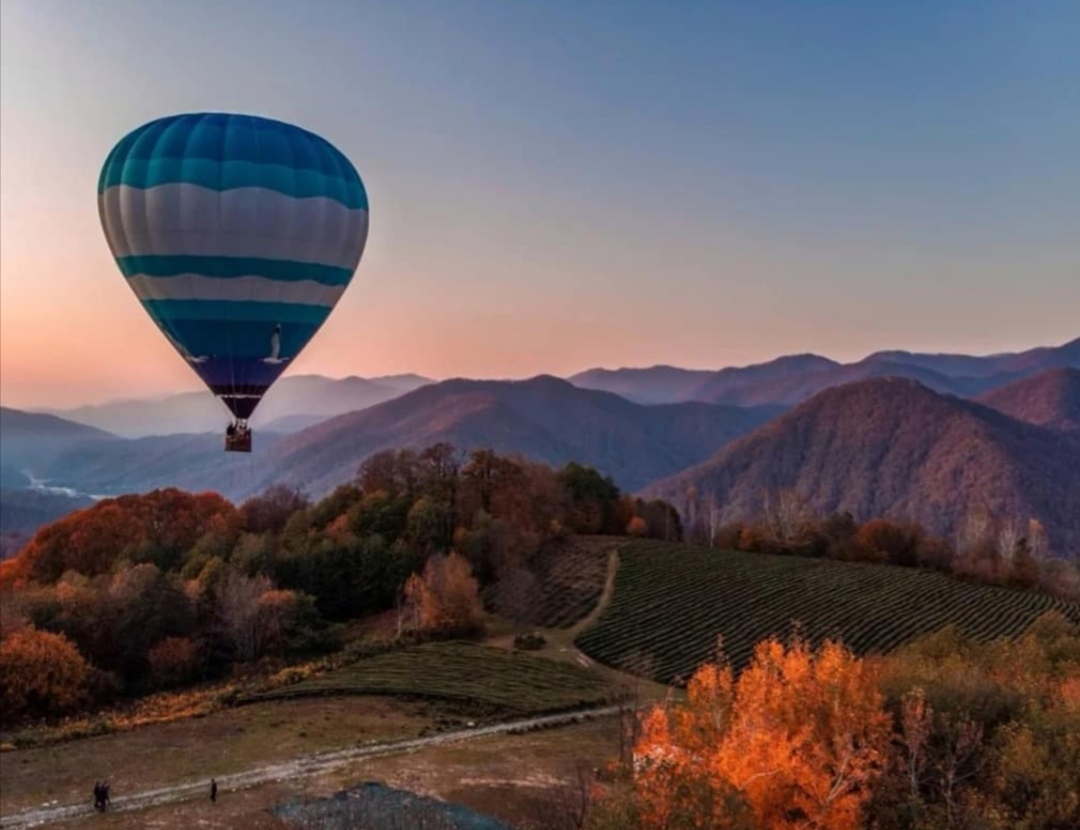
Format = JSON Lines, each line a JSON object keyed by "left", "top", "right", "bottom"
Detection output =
{"left": 643, "top": 377, "right": 1080, "bottom": 556}
{"left": 249, "top": 375, "right": 778, "bottom": 497}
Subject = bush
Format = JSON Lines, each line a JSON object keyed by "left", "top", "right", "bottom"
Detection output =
{"left": 0, "top": 628, "right": 91, "bottom": 720}
{"left": 513, "top": 632, "right": 547, "bottom": 650}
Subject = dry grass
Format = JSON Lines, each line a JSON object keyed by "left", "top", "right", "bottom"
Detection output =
{"left": 0, "top": 695, "right": 432, "bottom": 816}
{"left": 54, "top": 716, "right": 623, "bottom": 830}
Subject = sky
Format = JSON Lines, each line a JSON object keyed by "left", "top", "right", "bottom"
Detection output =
{"left": 1, "top": 0, "right": 1078, "bottom": 408}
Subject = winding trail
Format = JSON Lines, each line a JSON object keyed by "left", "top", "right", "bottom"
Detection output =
{"left": 0, "top": 704, "right": 621, "bottom": 829}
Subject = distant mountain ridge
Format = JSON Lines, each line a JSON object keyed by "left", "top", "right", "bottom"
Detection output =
{"left": 7, "top": 339, "right": 1077, "bottom": 553}
{"left": 36, "top": 374, "right": 434, "bottom": 438}
{"left": 27, "top": 337, "right": 1077, "bottom": 433}
{"left": 571, "top": 337, "right": 1080, "bottom": 407}
{"left": 643, "top": 375, "right": 1080, "bottom": 558}
{"left": 0, "top": 406, "right": 118, "bottom": 472}
{"left": 15, "top": 376, "right": 776, "bottom": 504}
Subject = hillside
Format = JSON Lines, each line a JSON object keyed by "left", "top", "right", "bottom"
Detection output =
{"left": 250, "top": 376, "right": 778, "bottom": 498}
{"left": 976, "top": 367, "right": 1080, "bottom": 433}
{"left": 40, "top": 373, "right": 433, "bottom": 437}
{"left": 576, "top": 540, "right": 1080, "bottom": 683}
{"left": 0, "top": 407, "right": 118, "bottom": 472}
{"left": 643, "top": 378, "right": 1080, "bottom": 556}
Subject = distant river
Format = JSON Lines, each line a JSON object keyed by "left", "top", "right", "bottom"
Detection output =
{"left": 20, "top": 470, "right": 111, "bottom": 501}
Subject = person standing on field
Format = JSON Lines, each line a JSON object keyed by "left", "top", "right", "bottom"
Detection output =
{"left": 210, "top": 778, "right": 218, "bottom": 803}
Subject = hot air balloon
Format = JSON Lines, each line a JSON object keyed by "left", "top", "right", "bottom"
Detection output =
{"left": 97, "top": 112, "right": 369, "bottom": 451}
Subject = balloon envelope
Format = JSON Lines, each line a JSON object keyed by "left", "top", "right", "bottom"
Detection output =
{"left": 98, "top": 112, "right": 369, "bottom": 419}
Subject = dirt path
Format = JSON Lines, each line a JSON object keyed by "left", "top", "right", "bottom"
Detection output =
{"left": 569, "top": 548, "right": 619, "bottom": 642}
{"left": 0, "top": 705, "right": 621, "bottom": 829}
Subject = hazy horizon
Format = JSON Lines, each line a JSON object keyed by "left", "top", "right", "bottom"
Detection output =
{"left": 4, "top": 333, "right": 1075, "bottom": 411}
{"left": 2, "top": 1, "right": 1078, "bottom": 408}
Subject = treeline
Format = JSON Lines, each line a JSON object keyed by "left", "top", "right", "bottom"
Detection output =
{"left": 680, "top": 488, "right": 1080, "bottom": 601}
{"left": 584, "top": 614, "right": 1080, "bottom": 830}
{"left": 0, "top": 444, "right": 677, "bottom": 721}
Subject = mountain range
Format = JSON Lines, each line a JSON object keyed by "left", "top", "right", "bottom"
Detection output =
{"left": 643, "top": 372, "right": 1080, "bottom": 556}
{"left": 24, "top": 377, "right": 780, "bottom": 501}
{"left": 570, "top": 337, "right": 1080, "bottom": 406}
{"left": 4, "top": 338, "right": 1078, "bottom": 555}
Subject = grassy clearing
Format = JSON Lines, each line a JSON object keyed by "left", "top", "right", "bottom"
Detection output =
{"left": 576, "top": 539, "right": 1080, "bottom": 684}
{"left": 55, "top": 717, "right": 623, "bottom": 830}
{"left": 0, "top": 696, "right": 433, "bottom": 817}
{"left": 241, "top": 641, "right": 618, "bottom": 717}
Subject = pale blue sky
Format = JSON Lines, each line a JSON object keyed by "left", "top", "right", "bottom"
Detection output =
{"left": 1, "top": 0, "right": 1077, "bottom": 406}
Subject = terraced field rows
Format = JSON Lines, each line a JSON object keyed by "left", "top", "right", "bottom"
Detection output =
{"left": 517, "top": 538, "right": 612, "bottom": 628}
{"left": 576, "top": 541, "right": 1080, "bottom": 685}
{"left": 243, "top": 641, "right": 616, "bottom": 714}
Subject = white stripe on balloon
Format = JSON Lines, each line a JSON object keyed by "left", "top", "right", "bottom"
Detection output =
{"left": 98, "top": 183, "right": 368, "bottom": 270}
{"left": 126, "top": 273, "right": 346, "bottom": 306}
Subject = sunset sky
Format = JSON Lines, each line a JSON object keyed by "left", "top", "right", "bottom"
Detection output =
{"left": 1, "top": 0, "right": 1077, "bottom": 408}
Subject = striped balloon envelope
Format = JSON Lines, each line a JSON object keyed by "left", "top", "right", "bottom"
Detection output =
{"left": 98, "top": 112, "right": 369, "bottom": 423}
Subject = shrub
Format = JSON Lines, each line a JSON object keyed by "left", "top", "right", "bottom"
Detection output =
{"left": 0, "top": 628, "right": 91, "bottom": 720}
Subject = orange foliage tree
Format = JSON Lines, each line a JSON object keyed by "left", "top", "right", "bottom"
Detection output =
{"left": 402, "top": 552, "right": 484, "bottom": 636}
{"left": 628, "top": 637, "right": 892, "bottom": 830}
{"left": 10, "top": 489, "right": 240, "bottom": 584}
{"left": 0, "top": 628, "right": 91, "bottom": 719}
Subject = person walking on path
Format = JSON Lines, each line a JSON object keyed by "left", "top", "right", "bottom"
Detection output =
{"left": 210, "top": 778, "right": 218, "bottom": 803}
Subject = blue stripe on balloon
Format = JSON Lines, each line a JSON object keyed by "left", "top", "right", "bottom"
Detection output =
{"left": 192, "top": 357, "right": 293, "bottom": 389}
{"left": 149, "top": 317, "right": 322, "bottom": 359}
{"left": 118, "top": 255, "right": 354, "bottom": 286}
{"left": 99, "top": 158, "right": 367, "bottom": 209}
{"left": 143, "top": 299, "right": 332, "bottom": 325}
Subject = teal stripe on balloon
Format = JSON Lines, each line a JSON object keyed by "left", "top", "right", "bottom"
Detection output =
{"left": 99, "top": 158, "right": 367, "bottom": 209}
{"left": 142, "top": 299, "right": 333, "bottom": 325}
{"left": 102, "top": 112, "right": 349, "bottom": 174}
{"left": 118, "top": 255, "right": 355, "bottom": 286}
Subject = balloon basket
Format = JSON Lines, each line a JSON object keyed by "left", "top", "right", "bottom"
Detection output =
{"left": 225, "top": 427, "right": 252, "bottom": 453}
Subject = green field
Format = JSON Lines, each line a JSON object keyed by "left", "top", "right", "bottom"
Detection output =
{"left": 575, "top": 540, "right": 1080, "bottom": 685}
{"left": 243, "top": 641, "right": 616, "bottom": 715}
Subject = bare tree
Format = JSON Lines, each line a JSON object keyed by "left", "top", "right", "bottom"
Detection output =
{"left": 1028, "top": 518, "right": 1049, "bottom": 564}
{"left": 707, "top": 491, "right": 720, "bottom": 548}
{"left": 995, "top": 516, "right": 1023, "bottom": 566}
{"left": 762, "top": 488, "right": 809, "bottom": 546}
{"left": 218, "top": 570, "right": 274, "bottom": 662}
{"left": 956, "top": 508, "right": 992, "bottom": 556}
{"left": 683, "top": 485, "right": 699, "bottom": 544}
